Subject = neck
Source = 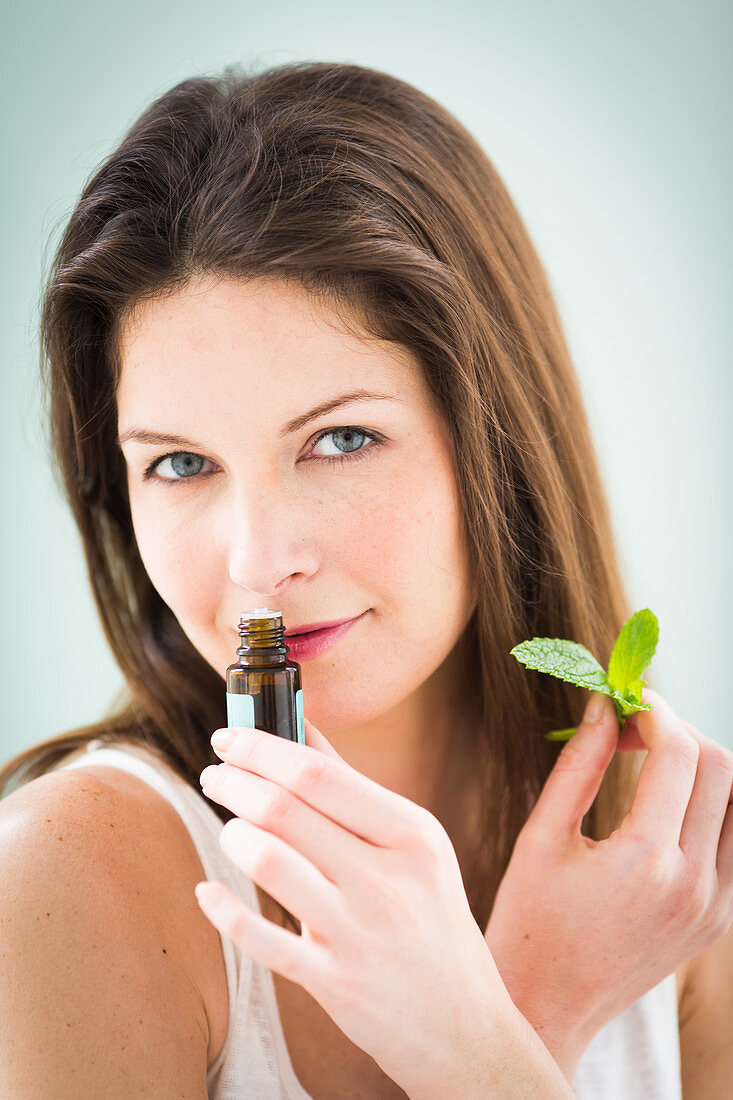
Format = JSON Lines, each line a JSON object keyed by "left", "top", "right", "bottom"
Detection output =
{"left": 326, "top": 641, "right": 483, "bottom": 890}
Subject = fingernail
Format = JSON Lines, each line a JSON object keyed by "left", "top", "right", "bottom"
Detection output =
{"left": 195, "top": 881, "right": 225, "bottom": 907}
{"left": 584, "top": 692, "right": 607, "bottom": 724}
{"left": 211, "top": 728, "right": 234, "bottom": 751}
{"left": 200, "top": 764, "right": 220, "bottom": 788}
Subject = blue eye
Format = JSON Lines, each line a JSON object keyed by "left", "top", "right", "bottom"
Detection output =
{"left": 310, "top": 427, "right": 376, "bottom": 463}
{"left": 144, "top": 452, "right": 214, "bottom": 482}
{"left": 142, "top": 426, "right": 382, "bottom": 484}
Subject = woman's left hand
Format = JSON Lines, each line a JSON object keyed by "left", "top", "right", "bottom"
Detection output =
{"left": 195, "top": 718, "right": 511, "bottom": 1096}
{"left": 483, "top": 687, "right": 733, "bottom": 1083}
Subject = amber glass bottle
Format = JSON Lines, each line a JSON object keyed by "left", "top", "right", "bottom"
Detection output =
{"left": 225, "top": 608, "right": 304, "bottom": 743}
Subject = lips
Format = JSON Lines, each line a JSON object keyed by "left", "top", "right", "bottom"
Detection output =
{"left": 284, "top": 615, "right": 362, "bottom": 637}
{"left": 282, "top": 612, "right": 367, "bottom": 661}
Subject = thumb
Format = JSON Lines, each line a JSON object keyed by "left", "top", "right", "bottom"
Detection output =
{"left": 302, "top": 716, "right": 347, "bottom": 763}
{"left": 529, "top": 692, "right": 620, "bottom": 838}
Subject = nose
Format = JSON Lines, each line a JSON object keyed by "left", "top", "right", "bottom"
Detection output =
{"left": 221, "top": 482, "right": 319, "bottom": 597}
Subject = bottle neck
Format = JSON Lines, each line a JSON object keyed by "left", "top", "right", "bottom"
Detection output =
{"left": 235, "top": 619, "right": 288, "bottom": 666}
{"left": 234, "top": 645, "right": 288, "bottom": 667}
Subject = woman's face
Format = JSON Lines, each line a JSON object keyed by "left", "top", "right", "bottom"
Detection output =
{"left": 116, "top": 275, "right": 477, "bottom": 735}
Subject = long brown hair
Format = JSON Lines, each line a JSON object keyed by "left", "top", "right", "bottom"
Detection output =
{"left": 1, "top": 59, "right": 645, "bottom": 932}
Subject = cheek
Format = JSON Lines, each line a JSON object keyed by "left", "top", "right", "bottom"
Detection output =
{"left": 349, "top": 459, "right": 472, "bottom": 651}
{"left": 308, "top": 465, "right": 472, "bottom": 729}
{"left": 358, "top": 459, "right": 469, "bottom": 595}
{"left": 129, "top": 493, "right": 219, "bottom": 620}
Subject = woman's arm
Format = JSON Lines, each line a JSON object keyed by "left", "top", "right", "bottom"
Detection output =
{"left": 0, "top": 772, "right": 211, "bottom": 1098}
{"left": 678, "top": 921, "right": 733, "bottom": 1099}
{"left": 430, "top": 1004, "right": 576, "bottom": 1099}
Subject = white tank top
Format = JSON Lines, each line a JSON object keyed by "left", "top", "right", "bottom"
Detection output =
{"left": 54, "top": 740, "right": 682, "bottom": 1099}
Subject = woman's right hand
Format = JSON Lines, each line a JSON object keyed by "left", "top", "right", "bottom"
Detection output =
{"left": 484, "top": 686, "right": 733, "bottom": 1082}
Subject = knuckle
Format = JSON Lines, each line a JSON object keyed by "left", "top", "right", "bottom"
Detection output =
{"left": 297, "top": 753, "right": 332, "bottom": 790}
{"left": 555, "top": 738, "right": 594, "bottom": 774}
{"left": 228, "top": 910, "right": 252, "bottom": 941}
{"left": 249, "top": 839, "right": 281, "bottom": 881}
{"left": 398, "top": 806, "right": 453, "bottom": 868}
{"left": 709, "top": 903, "right": 733, "bottom": 942}
{"left": 704, "top": 739, "right": 733, "bottom": 775}
{"left": 640, "top": 844, "right": 676, "bottom": 892}
{"left": 246, "top": 735, "right": 272, "bottom": 773}
{"left": 669, "top": 731, "right": 700, "bottom": 768}
{"left": 517, "top": 818, "right": 552, "bottom": 853}
{"left": 258, "top": 785, "right": 295, "bottom": 829}
{"left": 416, "top": 808, "right": 450, "bottom": 854}
{"left": 672, "top": 869, "right": 711, "bottom": 923}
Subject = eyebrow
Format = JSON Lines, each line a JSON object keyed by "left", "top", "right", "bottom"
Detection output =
{"left": 117, "top": 389, "right": 400, "bottom": 448}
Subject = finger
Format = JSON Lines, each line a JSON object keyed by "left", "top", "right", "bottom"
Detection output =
{"left": 218, "top": 816, "right": 346, "bottom": 937}
{"left": 201, "top": 763, "right": 370, "bottom": 887}
{"left": 675, "top": 720, "right": 733, "bottom": 878}
{"left": 195, "top": 879, "right": 324, "bottom": 984}
{"left": 211, "top": 725, "right": 425, "bottom": 848}
{"left": 621, "top": 688, "right": 700, "bottom": 846}
{"left": 615, "top": 722, "right": 646, "bottom": 752}
{"left": 303, "top": 717, "right": 346, "bottom": 763}
{"left": 717, "top": 801, "right": 733, "bottom": 902}
{"left": 527, "top": 692, "right": 621, "bottom": 840}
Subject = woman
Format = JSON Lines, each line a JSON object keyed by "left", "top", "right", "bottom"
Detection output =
{"left": 0, "top": 60, "right": 730, "bottom": 1098}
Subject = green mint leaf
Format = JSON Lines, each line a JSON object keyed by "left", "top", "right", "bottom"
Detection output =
{"left": 510, "top": 638, "right": 612, "bottom": 693}
{"left": 512, "top": 610, "right": 658, "bottom": 741}
{"left": 618, "top": 695, "right": 654, "bottom": 717}
{"left": 607, "top": 609, "right": 658, "bottom": 696}
{"left": 624, "top": 678, "right": 646, "bottom": 705}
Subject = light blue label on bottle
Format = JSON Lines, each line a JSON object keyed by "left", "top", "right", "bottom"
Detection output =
{"left": 226, "top": 691, "right": 255, "bottom": 730}
{"left": 226, "top": 688, "right": 304, "bottom": 743}
{"left": 296, "top": 688, "right": 304, "bottom": 745}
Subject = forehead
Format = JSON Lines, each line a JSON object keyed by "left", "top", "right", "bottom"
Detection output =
{"left": 115, "top": 275, "right": 424, "bottom": 421}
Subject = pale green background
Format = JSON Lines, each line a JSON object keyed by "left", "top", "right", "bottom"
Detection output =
{"left": 2, "top": 0, "right": 731, "bottom": 760}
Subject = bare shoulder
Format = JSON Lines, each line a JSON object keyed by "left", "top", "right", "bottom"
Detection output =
{"left": 676, "top": 920, "right": 733, "bottom": 1099}
{"left": 0, "top": 765, "right": 229, "bottom": 1094}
